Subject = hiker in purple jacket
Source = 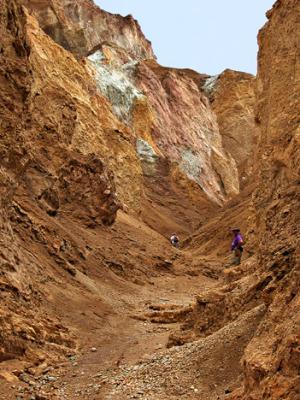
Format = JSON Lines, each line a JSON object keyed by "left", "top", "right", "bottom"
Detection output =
{"left": 231, "top": 228, "right": 244, "bottom": 265}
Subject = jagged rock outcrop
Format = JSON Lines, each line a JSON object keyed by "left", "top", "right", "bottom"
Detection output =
{"left": 18, "top": 4, "right": 144, "bottom": 213}
{"left": 203, "top": 69, "right": 259, "bottom": 186}
{"left": 22, "top": 0, "right": 155, "bottom": 60}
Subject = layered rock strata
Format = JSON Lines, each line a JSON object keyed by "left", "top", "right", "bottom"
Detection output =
{"left": 87, "top": 49, "right": 240, "bottom": 203}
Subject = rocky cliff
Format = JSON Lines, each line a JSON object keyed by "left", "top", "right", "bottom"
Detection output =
{"left": 0, "top": 0, "right": 120, "bottom": 365}
{"left": 166, "top": 1, "right": 300, "bottom": 398}
{"left": 21, "top": 0, "right": 247, "bottom": 206}
{"left": 236, "top": 0, "right": 300, "bottom": 397}
{"left": 1, "top": 0, "right": 298, "bottom": 398}
{"left": 203, "top": 69, "right": 259, "bottom": 187}
{"left": 23, "top": 0, "right": 155, "bottom": 60}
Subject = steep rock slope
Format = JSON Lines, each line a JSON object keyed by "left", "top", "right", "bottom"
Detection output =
{"left": 235, "top": 0, "right": 300, "bottom": 397}
{"left": 0, "top": 0, "right": 120, "bottom": 364}
{"left": 23, "top": 0, "right": 155, "bottom": 59}
{"left": 203, "top": 69, "right": 259, "bottom": 186}
{"left": 134, "top": 61, "right": 240, "bottom": 202}
{"left": 23, "top": 0, "right": 244, "bottom": 205}
{"left": 18, "top": 5, "right": 146, "bottom": 213}
{"left": 166, "top": 1, "right": 300, "bottom": 398}
{"left": 86, "top": 47, "right": 240, "bottom": 204}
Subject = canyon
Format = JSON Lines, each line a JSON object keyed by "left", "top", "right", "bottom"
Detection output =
{"left": 0, "top": 0, "right": 299, "bottom": 399}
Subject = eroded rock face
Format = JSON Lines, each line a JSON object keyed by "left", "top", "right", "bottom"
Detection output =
{"left": 87, "top": 47, "right": 240, "bottom": 204}
{"left": 203, "top": 69, "right": 259, "bottom": 187}
{"left": 22, "top": 0, "right": 242, "bottom": 205}
{"left": 134, "top": 61, "right": 240, "bottom": 203}
{"left": 0, "top": 3, "right": 122, "bottom": 223}
{"left": 22, "top": 0, "right": 155, "bottom": 60}
{"left": 166, "top": 1, "right": 300, "bottom": 397}
{"left": 0, "top": 0, "right": 119, "bottom": 360}
{"left": 235, "top": 0, "right": 300, "bottom": 398}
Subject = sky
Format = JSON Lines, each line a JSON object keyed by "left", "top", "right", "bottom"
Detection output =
{"left": 95, "top": 0, "right": 275, "bottom": 76}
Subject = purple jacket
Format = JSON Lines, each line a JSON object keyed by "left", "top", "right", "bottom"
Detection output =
{"left": 231, "top": 234, "right": 243, "bottom": 251}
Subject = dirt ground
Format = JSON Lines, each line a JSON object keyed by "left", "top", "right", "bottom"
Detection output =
{"left": 0, "top": 191, "right": 259, "bottom": 400}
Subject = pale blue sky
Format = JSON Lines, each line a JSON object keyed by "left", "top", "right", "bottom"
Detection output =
{"left": 95, "top": 1, "right": 275, "bottom": 75}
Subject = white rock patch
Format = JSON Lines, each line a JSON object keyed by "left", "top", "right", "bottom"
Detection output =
{"left": 202, "top": 75, "right": 219, "bottom": 96}
{"left": 136, "top": 138, "right": 158, "bottom": 164}
{"left": 88, "top": 50, "right": 145, "bottom": 123}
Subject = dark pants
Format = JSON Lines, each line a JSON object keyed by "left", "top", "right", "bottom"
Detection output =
{"left": 233, "top": 248, "right": 242, "bottom": 265}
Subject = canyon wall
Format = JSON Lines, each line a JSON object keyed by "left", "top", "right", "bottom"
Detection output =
{"left": 1, "top": 1, "right": 294, "bottom": 397}
{"left": 86, "top": 47, "right": 240, "bottom": 204}
{"left": 0, "top": 0, "right": 123, "bottom": 363}
{"left": 203, "top": 69, "right": 259, "bottom": 187}
{"left": 169, "top": 1, "right": 300, "bottom": 398}
{"left": 237, "top": 0, "right": 300, "bottom": 397}
{"left": 21, "top": 0, "right": 247, "bottom": 206}
{"left": 22, "top": 0, "right": 155, "bottom": 60}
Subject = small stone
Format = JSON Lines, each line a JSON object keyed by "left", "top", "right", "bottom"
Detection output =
{"left": 46, "top": 376, "right": 57, "bottom": 382}
{"left": 90, "top": 347, "right": 97, "bottom": 352}
{"left": 43, "top": 367, "right": 54, "bottom": 374}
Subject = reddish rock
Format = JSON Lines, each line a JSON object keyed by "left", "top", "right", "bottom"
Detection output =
{"left": 1, "top": 1, "right": 298, "bottom": 398}
{"left": 22, "top": 0, "right": 155, "bottom": 60}
{"left": 133, "top": 61, "right": 240, "bottom": 203}
{"left": 23, "top": 0, "right": 243, "bottom": 205}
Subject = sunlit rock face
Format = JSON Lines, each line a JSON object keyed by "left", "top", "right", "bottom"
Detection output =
{"left": 1, "top": 0, "right": 143, "bottom": 215}
{"left": 22, "top": 0, "right": 155, "bottom": 59}
{"left": 0, "top": 0, "right": 120, "bottom": 363}
{"left": 203, "top": 69, "right": 259, "bottom": 187}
